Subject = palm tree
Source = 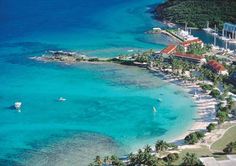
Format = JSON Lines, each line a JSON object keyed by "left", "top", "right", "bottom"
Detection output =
{"left": 182, "top": 153, "right": 203, "bottom": 166}
{"left": 223, "top": 142, "right": 234, "bottom": 153}
{"left": 223, "top": 142, "right": 236, "bottom": 154}
{"left": 144, "top": 145, "right": 152, "bottom": 153}
{"left": 155, "top": 140, "right": 169, "bottom": 152}
{"left": 103, "top": 156, "right": 111, "bottom": 165}
{"left": 128, "top": 153, "right": 136, "bottom": 165}
{"left": 110, "top": 155, "right": 124, "bottom": 166}
{"left": 94, "top": 156, "right": 103, "bottom": 166}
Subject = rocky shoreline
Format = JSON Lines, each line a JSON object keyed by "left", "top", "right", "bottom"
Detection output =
{"left": 30, "top": 50, "right": 111, "bottom": 64}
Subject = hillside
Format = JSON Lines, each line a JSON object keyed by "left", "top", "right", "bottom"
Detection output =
{"left": 155, "top": 0, "right": 236, "bottom": 29}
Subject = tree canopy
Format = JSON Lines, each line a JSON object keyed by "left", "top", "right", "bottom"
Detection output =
{"left": 156, "top": 0, "right": 236, "bottom": 29}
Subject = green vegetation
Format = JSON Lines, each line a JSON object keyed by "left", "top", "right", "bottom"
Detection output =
{"left": 199, "top": 83, "right": 213, "bottom": 91}
{"left": 211, "top": 126, "right": 236, "bottom": 151}
{"left": 176, "top": 45, "right": 185, "bottom": 53}
{"left": 155, "top": 140, "right": 177, "bottom": 152}
{"left": 174, "top": 145, "right": 230, "bottom": 164}
{"left": 163, "top": 153, "right": 179, "bottom": 163}
{"left": 210, "top": 89, "right": 221, "bottom": 98}
{"left": 216, "top": 111, "right": 229, "bottom": 124}
{"left": 156, "top": 0, "right": 236, "bottom": 29}
{"left": 207, "top": 123, "right": 217, "bottom": 132}
{"left": 223, "top": 141, "right": 236, "bottom": 154}
{"left": 184, "top": 131, "right": 205, "bottom": 144}
{"left": 88, "top": 58, "right": 99, "bottom": 62}
{"left": 182, "top": 152, "right": 204, "bottom": 166}
{"left": 135, "top": 50, "right": 154, "bottom": 63}
{"left": 187, "top": 43, "right": 211, "bottom": 55}
{"left": 128, "top": 147, "right": 164, "bottom": 166}
{"left": 89, "top": 155, "right": 125, "bottom": 166}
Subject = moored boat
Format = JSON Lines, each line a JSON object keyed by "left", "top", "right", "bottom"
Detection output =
{"left": 58, "top": 97, "right": 66, "bottom": 102}
{"left": 153, "top": 106, "right": 157, "bottom": 112}
{"left": 14, "top": 102, "right": 22, "bottom": 112}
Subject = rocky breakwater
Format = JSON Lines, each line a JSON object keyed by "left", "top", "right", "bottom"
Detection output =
{"left": 30, "top": 51, "right": 99, "bottom": 64}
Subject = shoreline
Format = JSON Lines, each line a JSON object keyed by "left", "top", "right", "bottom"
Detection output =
{"left": 31, "top": 55, "right": 218, "bottom": 148}
{"left": 147, "top": 67, "right": 217, "bottom": 147}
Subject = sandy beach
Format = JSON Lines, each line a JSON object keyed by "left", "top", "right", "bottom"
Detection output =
{"left": 148, "top": 67, "right": 218, "bottom": 146}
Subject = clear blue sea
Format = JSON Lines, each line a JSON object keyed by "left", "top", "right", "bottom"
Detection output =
{"left": 0, "top": 0, "right": 197, "bottom": 165}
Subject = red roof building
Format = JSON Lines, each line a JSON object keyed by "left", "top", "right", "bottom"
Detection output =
{"left": 181, "top": 39, "right": 203, "bottom": 47}
{"left": 207, "top": 60, "right": 228, "bottom": 75}
{"left": 160, "top": 45, "right": 177, "bottom": 54}
{"left": 172, "top": 52, "right": 206, "bottom": 64}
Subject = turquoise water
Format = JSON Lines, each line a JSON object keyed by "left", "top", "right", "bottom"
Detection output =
{"left": 0, "top": 0, "right": 196, "bottom": 165}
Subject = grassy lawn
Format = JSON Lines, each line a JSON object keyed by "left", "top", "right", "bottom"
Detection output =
{"left": 172, "top": 145, "right": 229, "bottom": 165}
{"left": 170, "top": 125, "right": 236, "bottom": 165}
{"left": 172, "top": 146, "right": 213, "bottom": 165}
{"left": 220, "top": 123, "right": 235, "bottom": 130}
{"left": 211, "top": 125, "right": 236, "bottom": 152}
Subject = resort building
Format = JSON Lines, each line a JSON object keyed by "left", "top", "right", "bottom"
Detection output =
{"left": 181, "top": 39, "right": 204, "bottom": 52}
{"left": 160, "top": 44, "right": 177, "bottom": 55}
{"left": 171, "top": 52, "right": 206, "bottom": 64}
{"left": 222, "top": 23, "right": 236, "bottom": 40}
{"left": 207, "top": 60, "right": 228, "bottom": 75}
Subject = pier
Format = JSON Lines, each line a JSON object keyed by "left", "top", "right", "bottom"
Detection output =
{"left": 146, "top": 28, "right": 184, "bottom": 43}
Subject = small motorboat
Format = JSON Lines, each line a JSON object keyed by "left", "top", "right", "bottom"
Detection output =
{"left": 14, "top": 102, "right": 22, "bottom": 112}
{"left": 58, "top": 97, "right": 66, "bottom": 102}
{"left": 157, "top": 98, "right": 162, "bottom": 102}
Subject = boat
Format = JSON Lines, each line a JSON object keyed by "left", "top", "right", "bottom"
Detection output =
{"left": 58, "top": 97, "right": 66, "bottom": 102}
{"left": 127, "top": 49, "right": 134, "bottom": 52}
{"left": 193, "top": 90, "right": 198, "bottom": 98}
{"left": 153, "top": 106, "right": 157, "bottom": 112}
{"left": 157, "top": 98, "right": 162, "bottom": 102}
{"left": 14, "top": 102, "right": 22, "bottom": 112}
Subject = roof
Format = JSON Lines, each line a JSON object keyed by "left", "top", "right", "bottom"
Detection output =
{"left": 224, "top": 23, "right": 236, "bottom": 30}
{"left": 200, "top": 157, "right": 218, "bottom": 166}
{"left": 160, "top": 45, "right": 177, "bottom": 54}
{"left": 200, "top": 155, "right": 236, "bottom": 166}
{"left": 173, "top": 52, "right": 204, "bottom": 61}
{"left": 181, "top": 39, "right": 203, "bottom": 47}
{"left": 207, "top": 60, "right": 226, "bottom": 72}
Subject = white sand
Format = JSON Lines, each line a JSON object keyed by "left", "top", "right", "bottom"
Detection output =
{"left": 148, "top": 67, "right": 218, "bottom": 147}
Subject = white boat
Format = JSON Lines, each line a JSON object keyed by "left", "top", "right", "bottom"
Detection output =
{"left": 157, "top": 98, "right": 162, "bottom": 102}
{"left": 127, "top": 49, "right": 134, "bottom": 52}
{"left": 193, "top": 90, "right": 197, "bottom": 97}
{"left": 58, "top": 97, "right": 66, "bottom": 102}
{"left": 14, "top": 102, "right": 22, "bottom": 111}
{"left": 153, "top": 106, "right": 157, "bottom": 112}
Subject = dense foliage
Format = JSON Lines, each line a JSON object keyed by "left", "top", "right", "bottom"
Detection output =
{"left": 182, "top": 153, "right": 204, "bottom": 166}
{"left": 216, "top": 110, "right": 229, "bottom": 124}
{"left": 210, "top": 89, "right": 221, "bottom": 98}
{"left": 156, "top": 0, "right": 236, "bottom": 28}
{"left": 184, "top": 131, "right": 205, "bottom": 144}
{"left": 206, "top": 123, "right": 216, "bottom": 132}
{"left": 223, "top": 141, "right": 236, "bottom": 153}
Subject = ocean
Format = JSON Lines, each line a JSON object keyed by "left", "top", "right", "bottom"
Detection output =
{"left": 0, "top": 0, "right": 197, "bottom": 165}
